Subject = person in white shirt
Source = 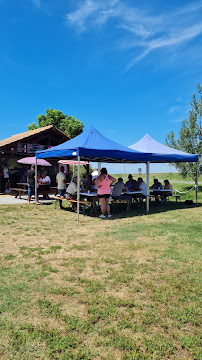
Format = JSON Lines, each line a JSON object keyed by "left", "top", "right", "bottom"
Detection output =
{"left": 112, "top": 178, "right": 130, "bottom": 211}
{"left": 66, "top": 177, "right": 77, "bottom": 195}
{"left": 40, "top": 173, "right": 51, "bottom": 185}
{"left": 66, "top": 176, "right": 77, "bottom": 210}
{"left": 56, "top": 166, "right": 66, "bottom": 209}
{"left": 137, "top": 177, "right": 147, "bottom": 208}
{"left": 39, "top": 172, "right": 51, "bottom": 199}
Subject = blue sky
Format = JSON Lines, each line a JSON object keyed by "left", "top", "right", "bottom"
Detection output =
{"left": 0, "top": 0, "right": 202, "bottom": 173}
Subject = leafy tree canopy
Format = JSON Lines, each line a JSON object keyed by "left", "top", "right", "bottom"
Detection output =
{"left": 165, "top": 84, "right": 202, "bottom": 183}
{"left": 28, "top": 109, "right": 84, "bottom": 138}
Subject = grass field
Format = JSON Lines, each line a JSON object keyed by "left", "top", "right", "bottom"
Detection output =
{"left": 0, "top": 183, "right": 201, "bottom": 359}
{"left": 113, "top": 172, "right": 202, "bottom": 184}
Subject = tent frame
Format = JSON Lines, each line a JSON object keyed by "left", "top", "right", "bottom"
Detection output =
{"left": 34, "top": 157, "right": 198, "bottom": 219}
{"left": 35, "top": 127, "right": 198, "bottom": 220}
{"left": 34, "top": 157, "right": 151, "bottom": 220}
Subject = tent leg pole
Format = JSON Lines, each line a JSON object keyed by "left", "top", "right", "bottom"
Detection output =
{"left": 77, "top": 156, "right": 80, "bottom": 222}
{"left": 196, "top": 162, "right": 199, "bottom": 205}
{"left": 98, "top": 162, "right": 101, "bottom": 175}
{"left": 146, "top": 161, "right": 150, "bottom": 214}
{"left": 35, "top": 159, "right": 37, "bottom": 209}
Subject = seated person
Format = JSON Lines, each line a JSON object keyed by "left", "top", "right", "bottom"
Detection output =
{"left": 150, "top": 178, "right": 163, "bottom": 189}
{"left": 150, "top": 178, "right": 163, "bottom": 200}
{"left": 39, "top": 172, "right": 51, "bottom": 186}
{"left": 66, "top": 176, "right": 77, "bottom": 210}
{"left": 125, "top": 174, "right": 138, "bottom": 191}
{"left": 112, "top": 178, "right": 130, "bottom": 211}
{"left": 163, "top": 179, "right": 173, "bottom": 201}
{"left": 39, "top": 172, "right": 51, "bottom": 199}
{"left": 136, "top": 177, "right": 147, "bottom": 208}
{"left": 83, "top": 174, "right": 94, "bottom": 192}
{"left": 81, "top": 174, "right": 87, "bottom": 186}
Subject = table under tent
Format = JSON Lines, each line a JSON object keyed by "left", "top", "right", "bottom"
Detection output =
{"left": 129, "top": 134, "right": 198, "bottom": 212}
{"left": 35, "top": 126, "right": 198, "bottom": 221}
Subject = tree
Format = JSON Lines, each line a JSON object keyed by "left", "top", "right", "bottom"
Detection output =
{"left": 28, "top": 109, "right": 84, "bottom": 138}
{"left": 165, "top": 84, "right": 202, "bottom": 184}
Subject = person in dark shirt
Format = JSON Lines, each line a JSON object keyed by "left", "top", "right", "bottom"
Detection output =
{"left": 27, "top": 165, "right": 40, "bottom": 205}
{"left": 150, "top": 178, "right": 163, "bottom": 201}
{"left": 125, "top": 174, "right": 138, "bottom": 191}
{"left": 19, "top": 164, "right": 27, "bottom": 183}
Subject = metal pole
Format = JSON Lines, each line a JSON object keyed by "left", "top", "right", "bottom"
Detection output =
{"left": 98, "top": 162, "right": 101, "bottom": 175}
{"left": 196, "top": 162, "right": 199, "bottom": 205}
{"left": 146, "top": 161, "right": 150, "bottom": 214}
{"left": 73, "top": 164, "right": 74, "bottom": 178}
{"left": 35, "top": 158, "right": 37, "bottom": 209}
{"left": 77, "top": 156, "right": 80, "bottom": 222}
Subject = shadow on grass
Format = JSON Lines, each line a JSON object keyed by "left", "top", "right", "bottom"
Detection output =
{"left": 106, "top": 201, "right": 202, "bottom": 220}
{"left": 57, "top": 199, "right": 202, "bottom": 219}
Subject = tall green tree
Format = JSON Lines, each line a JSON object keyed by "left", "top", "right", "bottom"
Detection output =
{"left": 28, "top": 109, "right": 84, "bottom": 138}
{"left": 165, "top": 84, "right": 202, "bottom": 183}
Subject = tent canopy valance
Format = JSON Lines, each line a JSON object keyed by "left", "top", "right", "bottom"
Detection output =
{"left": 36, "top": 126, "right": 151, "bottom": 163}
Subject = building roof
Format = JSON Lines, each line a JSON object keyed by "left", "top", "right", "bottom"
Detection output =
{"left": 0, "top": 125, "right": 69, "bottom": 149}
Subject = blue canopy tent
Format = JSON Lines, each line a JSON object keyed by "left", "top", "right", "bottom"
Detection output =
{"left": 129, "top": 134, "right": 198, "bottom": 162}
{"left": 129, "top": 134, "right": 198, "bottom": 212}
{"left": 36, "top": 126, "right": 151, "bottom": 163}
{"left": 35, "top": 126, "right": 151, "bottom": 220}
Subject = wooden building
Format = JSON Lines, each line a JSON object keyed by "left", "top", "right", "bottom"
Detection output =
{"left": 0, "top": 125, "right": 69, "bottom": 192}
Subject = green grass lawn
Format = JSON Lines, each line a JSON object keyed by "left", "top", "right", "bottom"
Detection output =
{"left": 0, "top": 188, "right": 201, "bottom": 359}
{"left": 113, "top": 172, "right": 202, "bottom": 183}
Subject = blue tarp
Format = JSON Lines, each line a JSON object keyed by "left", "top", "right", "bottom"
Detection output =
{"left": 129, "top": 134, "right": 198, "bottom": 162}
{"left": 36, "top": 126, "right": 151, "bottom": 163}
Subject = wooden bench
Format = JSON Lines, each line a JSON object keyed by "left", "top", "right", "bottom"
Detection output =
{"left": 10, "top": 187, "right": 57, "bottom": 199}
{"left": 54, "top": 196, "right": 92, "bottom": 216}
{"left": 10, "top": 188, "right": 28, "bottom": 199}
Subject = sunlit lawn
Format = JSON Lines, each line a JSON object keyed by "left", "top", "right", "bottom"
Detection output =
{"left": 113, "top": 172, "right": 202, "bottom": 184}
{"left": 0, "top": 186, "right": 201, "bottom": 359}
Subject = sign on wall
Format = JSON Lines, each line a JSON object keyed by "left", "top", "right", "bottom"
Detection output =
{"left": 17, "top": 143, "right": 50, "bottom": 154}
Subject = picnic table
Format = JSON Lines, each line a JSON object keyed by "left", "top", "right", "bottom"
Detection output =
{"left": 123, "top": 191, "right": 142, "bottom": 195}
{"left": 149, "top": 188, "right": 180, "bottom": 203}
{"left": 80, "top": 192, "right": 98, "bottom": 214}
{"left": 10, "top": 183, "right": 56, "bottom": 199}
{"left": 54, "top": 191, "right": 98, "bottom": 216}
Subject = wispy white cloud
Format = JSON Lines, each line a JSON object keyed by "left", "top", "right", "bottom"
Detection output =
{"left": 32, "top": 0, "right": 41, "bottom": 8}
{"left": 66, "top": 0, "right": 99, "bottom": 31}
{"left": 169, "top": 106, "right": 181, "bottom": 113}
{"left": 31, "top": 0, "right": 52, "bottom": 15}
{"left": 65, "top": 0, "right": 202, "bottom": 70}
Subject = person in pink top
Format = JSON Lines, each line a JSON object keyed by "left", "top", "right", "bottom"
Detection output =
{"left": 95, "top": 168, "right": 116, "bottom": 218}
